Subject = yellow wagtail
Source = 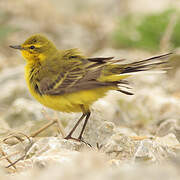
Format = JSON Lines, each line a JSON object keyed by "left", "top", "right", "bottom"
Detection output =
{"left": 10, "top": 34, "right": 171, "bottom": 144}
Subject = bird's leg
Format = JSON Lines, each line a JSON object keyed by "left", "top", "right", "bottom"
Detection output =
{"left": 65, "top": 106, "right": 91, "bottom": 147}
{"left": 64, "top": 113, "right": 86, "bottom": 139}
{"left": 78, "top": 111, "right": 91, "bottom": 140}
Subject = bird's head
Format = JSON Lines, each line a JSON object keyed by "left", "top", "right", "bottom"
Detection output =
{"left": 10, "top": 34, "right": 57, "bottom": 62}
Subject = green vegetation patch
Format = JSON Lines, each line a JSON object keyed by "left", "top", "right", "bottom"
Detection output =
{"left": 112, "top": 9, "right": 180, "bottom": 52}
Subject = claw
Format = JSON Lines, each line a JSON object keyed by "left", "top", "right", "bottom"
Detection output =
{"left": 64, "top": 136, "right": 92, "bottom": 147}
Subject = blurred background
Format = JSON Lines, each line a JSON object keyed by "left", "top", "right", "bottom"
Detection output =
{"left": 0, "top": 0, "right": 180, "bottom": 178}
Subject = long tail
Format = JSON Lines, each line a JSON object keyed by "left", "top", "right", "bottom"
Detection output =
{"left": 93, "top": 52, "right": 172, "bottom": 95}
{"left": 97, "top": 53, "right": 172, "bottom": 81}
{"left": 117, "top": 53, "right": 172, "bottom": 74}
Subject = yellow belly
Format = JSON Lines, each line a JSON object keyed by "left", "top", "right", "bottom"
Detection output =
{"left": 28, "top": 85, "right": 116, "bottom": 113}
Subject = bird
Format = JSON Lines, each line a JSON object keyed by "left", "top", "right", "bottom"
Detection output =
{"left": 9, "top": 34, "right": 171, "bottom": 144}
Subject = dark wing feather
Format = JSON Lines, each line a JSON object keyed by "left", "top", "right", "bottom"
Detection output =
{"left": 87, "top": 57, "right": 114, "bottom": 63}
{"left": 38, "top": 57, "right": 122, "bottom": 95}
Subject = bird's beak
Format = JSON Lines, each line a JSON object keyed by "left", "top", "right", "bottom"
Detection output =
{"left": 9, "top": 45, "right": 23, "bottom": 50}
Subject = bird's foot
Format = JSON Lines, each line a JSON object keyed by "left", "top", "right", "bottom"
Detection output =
{"left": 64, "top": 135, "right": 92, "bottom": 147}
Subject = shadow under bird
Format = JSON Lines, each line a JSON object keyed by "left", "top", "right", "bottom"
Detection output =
{"left": 10, "top": 34, "right": 172, "bottom": 145}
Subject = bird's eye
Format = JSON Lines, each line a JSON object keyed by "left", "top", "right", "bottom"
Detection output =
{"left": 30, "top": 45, "right": 35, "bottom": 49}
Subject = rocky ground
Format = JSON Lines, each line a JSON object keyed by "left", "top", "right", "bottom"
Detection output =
{"left": 0, "top": 0, "right": 180, "bottom": 179}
